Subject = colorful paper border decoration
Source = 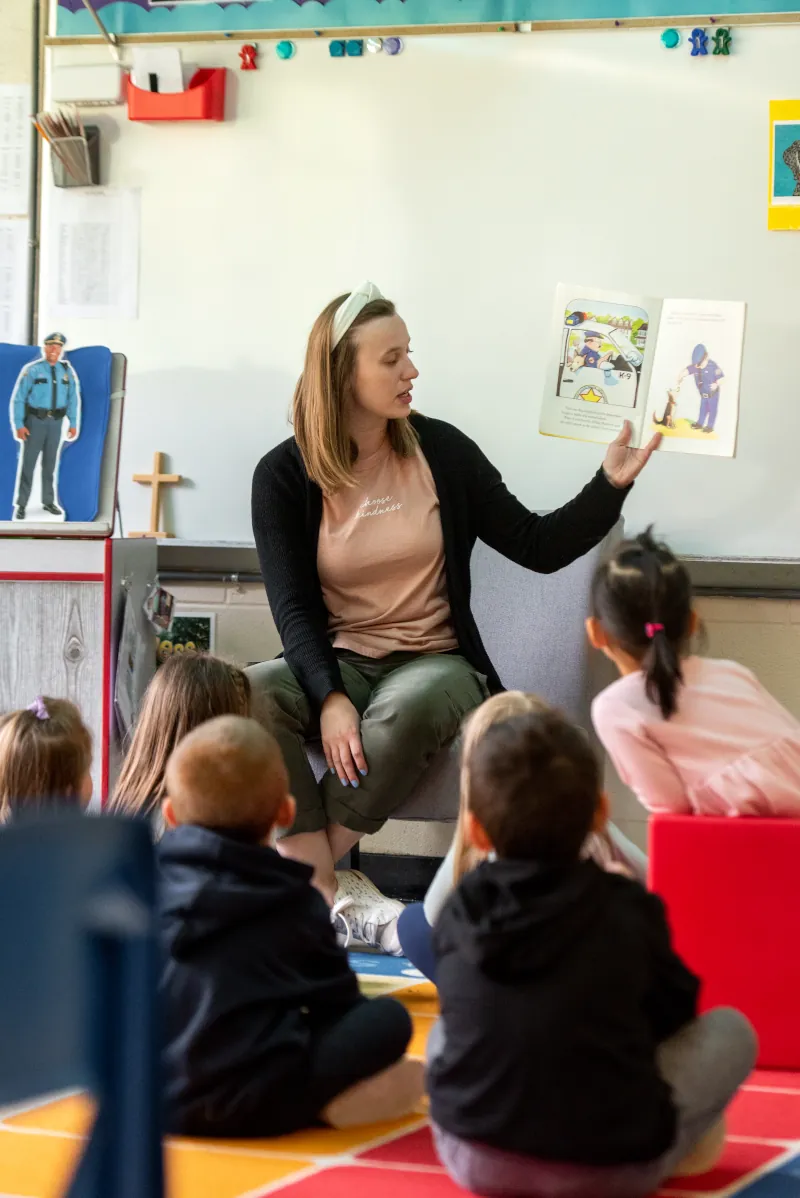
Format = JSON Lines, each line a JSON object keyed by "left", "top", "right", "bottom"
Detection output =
{"left": 55, "top": 0, "right": 800, "bottom": 38}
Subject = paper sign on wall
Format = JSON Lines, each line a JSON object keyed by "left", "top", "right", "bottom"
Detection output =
{"left": 47, "top": 187, "right": 140, "bottom": 320}
{"left": 0, "top": 220, "right": 29, "bottom": 344}
{"left": 0, "top": 85, "right": 32, "bottom": 218}
{"left": 769, "top": 100, "right": 800, "bottom": 232}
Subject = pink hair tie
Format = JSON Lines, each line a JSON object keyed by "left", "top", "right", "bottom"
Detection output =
{"left": 27, "top": 696, "right": 49, "bottom": 721}
{"left": 645, "top": 623, "right": 665, "bottom": 639}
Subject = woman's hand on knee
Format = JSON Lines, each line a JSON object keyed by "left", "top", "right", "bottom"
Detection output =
{"left": 320, "top": 693, "right": 367, "bottom": 787}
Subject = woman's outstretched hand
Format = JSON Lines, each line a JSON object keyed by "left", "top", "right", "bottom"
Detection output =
{"left": 602, "top": 420, "right": 661, "bottom": 489}
{"left": 320, "top": 692, "right": 367, "bottom": 788}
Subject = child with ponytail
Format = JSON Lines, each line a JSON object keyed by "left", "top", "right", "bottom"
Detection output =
{"left": 588, "top": 527, "right": 800, "bottom": 817}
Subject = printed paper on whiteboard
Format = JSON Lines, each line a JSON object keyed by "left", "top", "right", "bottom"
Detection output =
{"left": 0, "top": 84, "right": 33, "bottom": 217}
{"left": 0, "top": 220, "right": 29, "bottom": 344}
{"left": 48, "top": 187, "right": 140, "bottom": 320}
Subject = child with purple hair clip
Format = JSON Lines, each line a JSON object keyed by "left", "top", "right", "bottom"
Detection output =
{"left": 0, "top": 696, "right": 93, "bottom": 822}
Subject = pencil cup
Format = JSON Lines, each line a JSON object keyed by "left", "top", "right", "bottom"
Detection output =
{"left": 50, "top": 127, "right": 100, "bottom": 188}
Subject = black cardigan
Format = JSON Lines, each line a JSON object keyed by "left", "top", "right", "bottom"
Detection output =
{"left": 251, "top": 413, "right": 629, "bottom": 711}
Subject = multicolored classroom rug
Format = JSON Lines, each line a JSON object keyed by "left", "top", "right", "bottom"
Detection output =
{"left": 1, "top": 966, "right": 798, "bottom": 1198}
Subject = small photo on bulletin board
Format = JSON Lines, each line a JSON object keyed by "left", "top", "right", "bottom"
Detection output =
{"left": 769, "top": 100, "right": 800, "bottom": 230}
{"left": 157, "top": 613, "right": 216, "bottom": 664}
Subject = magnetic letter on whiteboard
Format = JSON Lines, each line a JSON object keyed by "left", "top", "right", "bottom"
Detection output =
{"left": 48, "top": 188, "right": 140, "bottom": 320}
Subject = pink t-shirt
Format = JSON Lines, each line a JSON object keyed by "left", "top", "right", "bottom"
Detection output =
{"left": 317, "top": 441, "right": 458, "bottom": 659}
{"left": 592, "top": 656, "right": 800, "bottom": 817}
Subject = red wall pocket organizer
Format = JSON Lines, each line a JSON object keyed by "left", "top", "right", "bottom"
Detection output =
{"left": 126, "top": 68, "right": 226, "bottom": 122}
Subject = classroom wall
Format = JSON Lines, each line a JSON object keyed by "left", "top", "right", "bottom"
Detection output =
{"left": 168, "top": 576, "right": 800, "bottom": 857}
{"left": 0, "top": 0, "right": 32, "bottom": 82}
{"left": 12, "top": 13, "right": 800, "bottom": 857}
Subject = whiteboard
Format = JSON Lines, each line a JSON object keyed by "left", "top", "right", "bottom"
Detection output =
{"left": 40, "top": 27, "right": 800, "bottom": 557}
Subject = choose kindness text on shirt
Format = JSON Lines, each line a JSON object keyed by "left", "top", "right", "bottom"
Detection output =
{"left": 356, "top": 495, "right": 403, "bottom": 518}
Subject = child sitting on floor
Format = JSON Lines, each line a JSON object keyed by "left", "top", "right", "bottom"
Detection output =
{"left": 589, "top": 527, "right": 800, "bottom": 816}
{"left": 109, "top": 653, "right": 253, "bottom": 827}
{"left": 158, "top": 714, "right": 422, "bottom": 1138}
{"left": 0, "top": 696, "right": 93, "bottom": 822}
{"left": 427, "top": 706, "right": 756, "bottom": 1198}
{"left": 396, "top": 691, "right": 646, "bottom": 982}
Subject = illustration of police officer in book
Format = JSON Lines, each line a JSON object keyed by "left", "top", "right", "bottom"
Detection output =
{"left": 10, "top": 333, "right": 81, "bottom": 522}
{"left": 558, "top": 300, "right": 648, "bottom": 410}
{"left": 675, "top": 343, "right": 724, "bottom": 435}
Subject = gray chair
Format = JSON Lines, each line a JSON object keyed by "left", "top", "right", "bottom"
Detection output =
{"left": 307, "top": 522, "right": 623, "bottom": 831}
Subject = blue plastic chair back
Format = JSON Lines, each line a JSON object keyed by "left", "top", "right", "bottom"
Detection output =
{"left": 0, "top": 813, "right": 164, "bottom": 1198}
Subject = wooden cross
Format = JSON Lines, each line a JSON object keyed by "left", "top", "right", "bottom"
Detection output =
{"left": 129, "top": 451, "right": 182, "bottom": 539}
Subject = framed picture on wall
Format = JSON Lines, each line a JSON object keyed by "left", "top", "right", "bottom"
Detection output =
{"left": 157, "top": 612, "right": 216, "bottom": 664}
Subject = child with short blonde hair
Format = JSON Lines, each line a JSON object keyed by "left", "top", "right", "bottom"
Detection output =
{"left": 159, "top": 715, "right": 422, "bottom": 1138}
{"left": 0, "top": 696, "right": 92, "bottom": 822}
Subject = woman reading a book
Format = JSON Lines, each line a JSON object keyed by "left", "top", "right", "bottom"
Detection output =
{"left": 248, "top": 282, "right": 660, "bottom": 948}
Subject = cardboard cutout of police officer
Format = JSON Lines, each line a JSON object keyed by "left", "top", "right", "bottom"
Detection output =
{"left": 10, "top": 333, "right": 81, "bottom": 521}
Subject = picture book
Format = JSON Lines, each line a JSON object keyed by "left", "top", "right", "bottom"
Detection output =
{"left": 540, "top": 285, "right": 746, "bottom": 458}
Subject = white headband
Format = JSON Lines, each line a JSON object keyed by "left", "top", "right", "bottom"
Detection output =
{"left": 331, "top": 280, "right": 383, "bottom": 349}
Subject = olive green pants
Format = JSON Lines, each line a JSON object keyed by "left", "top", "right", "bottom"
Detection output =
{"left": 246, "top": 651, "right": 489, "bottom": 835}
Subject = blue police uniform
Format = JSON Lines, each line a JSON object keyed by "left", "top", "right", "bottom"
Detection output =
{"left": 580, "top": 344, "right": 602, "bottom": 369}
{"left": 12, "top": 335, "right": 80, "bottom": 517}
{"left": 687, "top": 358, "right": 724, "bottom": 431}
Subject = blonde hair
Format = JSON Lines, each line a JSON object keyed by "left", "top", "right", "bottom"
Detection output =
{"left": 166, "top": 715, "right": 287, "bottom": 840}
{"left": 0, "top": 698, "right": 92, "bottom": 822}
{"left": 109, "top": 654, "right": 252, "bottom": 820}
{"left": 293, "top": 292, "right": 419, "bottom": 494}
{"left": 453, "top": 692, "right": 551, "bottom": 884}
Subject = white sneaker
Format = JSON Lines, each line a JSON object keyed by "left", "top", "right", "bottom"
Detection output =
{"left": 331, "top": 872, "right": 405, "bottom": 956}
{"left": 331, "top": 893, "right": 356, "bottom": 949}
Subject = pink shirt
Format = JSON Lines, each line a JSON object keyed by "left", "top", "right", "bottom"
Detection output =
{"left": 317, "top": 442, "right": 458, "bottom": 659}
{"left": 592, "top": 656, "right": 800, "bottom": 817}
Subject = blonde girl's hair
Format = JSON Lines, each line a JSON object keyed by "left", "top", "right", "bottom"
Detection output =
{"left": 292, "top": 292, "right": 419, "bottom": 494}
{"left": 0, "top": 697, "right": 92, "bottom": 822}
{"left": 108, "top": 654, "right": 252, "bottom": 820}
{"left": 453, "top": 692, "right": 552, "bottom": 884}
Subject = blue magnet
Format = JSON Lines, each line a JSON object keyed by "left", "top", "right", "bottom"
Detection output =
{"left": 383, "top": 36, "right": 404, "bottom": 55}
{"left": 276, "top": 40, "right": 296, "bottom": 59}
{"left": 346, "top": 38, "right": 364, "bottom": 56}
{"left": 661, "top": 28, "right": 680, "bottom": 49}
{"left": 329, "top": 39, "right": 346, "bottom": 57}
{"left": 689, "top": 27, "right": 709, "bottom": 56}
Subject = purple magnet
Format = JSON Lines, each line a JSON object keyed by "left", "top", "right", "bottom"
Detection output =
{"left": 383, "top": 36, "right": 404, "bottom": 55}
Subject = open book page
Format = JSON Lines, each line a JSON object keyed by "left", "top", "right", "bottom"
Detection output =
{"left": 540, "top": 285, "right": 662, "bottom": 447}
{"left": 642, "top": 299, "right": 745, "bottom": 458}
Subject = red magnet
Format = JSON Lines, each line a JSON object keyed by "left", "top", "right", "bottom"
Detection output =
{"left": 240, "top": 44, "right": 258, "bottom": 70}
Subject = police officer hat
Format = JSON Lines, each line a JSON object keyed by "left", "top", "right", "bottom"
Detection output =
{"left": 691, "top": 343, "right": 707, "bottom": 365}
{"left": 583, "top": 332, "right": 604, "bottom": 342}
{"left": 43, "top": 332, "right": 67, "bottom": 347}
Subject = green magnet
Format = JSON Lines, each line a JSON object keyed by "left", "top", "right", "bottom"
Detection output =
{"left": 661, "top": 28, "right": 680, "bottom": 48}
{"left": 276, "top": 40, "right": 296, "bottom": 59}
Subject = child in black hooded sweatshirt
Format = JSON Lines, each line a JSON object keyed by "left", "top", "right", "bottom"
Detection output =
{"left": 427, "top": 707, "right": 757, "bottom": 1198}
{"left": 157, "top": 714, "right": 422, "bottom": 1138}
